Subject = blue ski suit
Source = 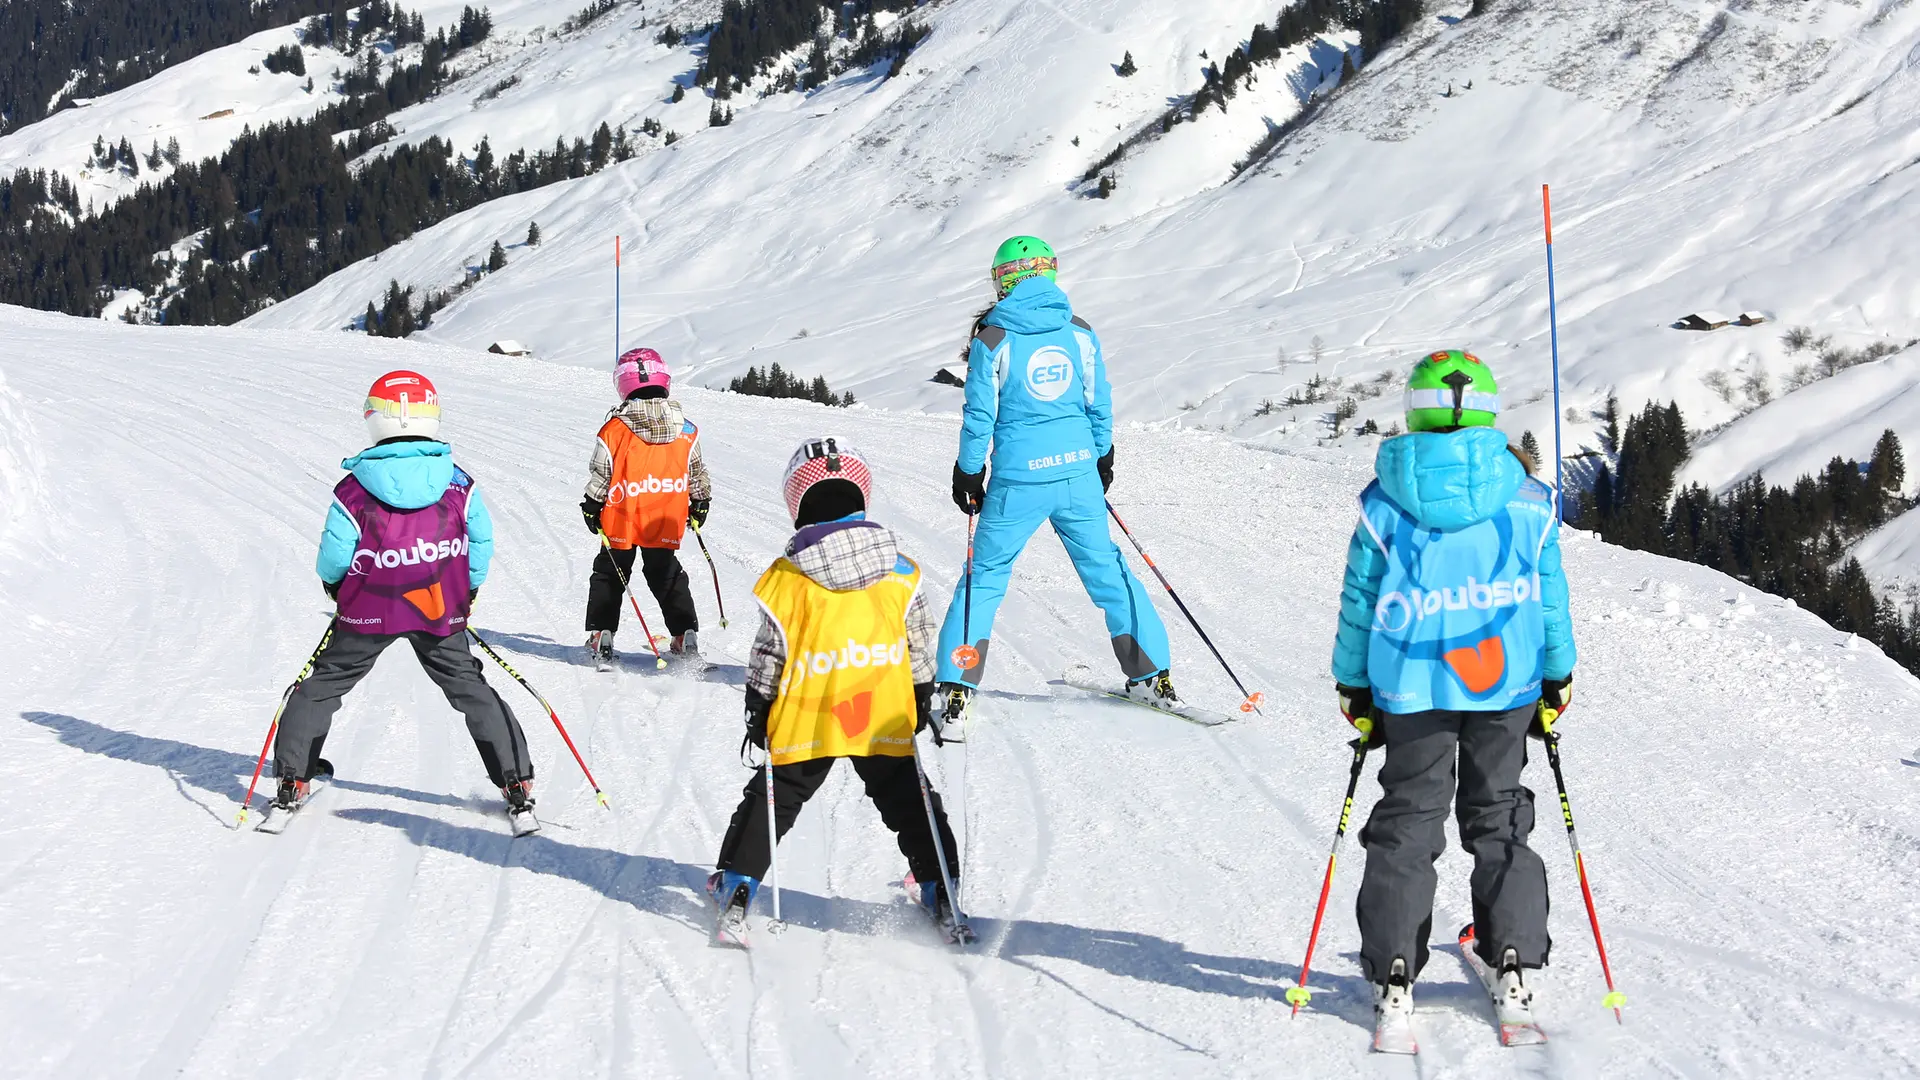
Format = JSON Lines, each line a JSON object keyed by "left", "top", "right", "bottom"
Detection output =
{"left": 934, "top": 276, "right": 1171, "bottom": 686}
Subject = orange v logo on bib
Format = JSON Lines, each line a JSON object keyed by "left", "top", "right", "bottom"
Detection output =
{"left": 1444, "top": 637, "right": 1506, "bottom": 694}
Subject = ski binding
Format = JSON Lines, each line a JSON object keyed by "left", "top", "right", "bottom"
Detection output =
{"left": 1458, "top": 924, "right": 1548, "bottom": 1047}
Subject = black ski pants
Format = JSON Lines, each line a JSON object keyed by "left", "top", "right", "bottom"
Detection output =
{"left": 715, "top": 755, "right": 960, "bottom": 885}
{"left": 586, "top": 545, "right": 698, "bottom": 637}
{"left": 1354, "top": 701, "right": 1550, "bottom": 983}
{"left": 275, "top": 627, "right": 533, "bottom": 788}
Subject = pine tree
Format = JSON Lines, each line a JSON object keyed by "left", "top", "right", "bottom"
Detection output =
{"left": 1520, "top": 429, "right": 1541, "bottom": 465}
{"left": 1117, "top": 51, "right": 1137, "bottom": 77}
{"left": 1869, "top": 428, "right": 1906, "bottom": 496}
{"left": 487, "top": 240, "right": 506, "bottom": 272}
{"left": 526, "top": 220, "right": 540, "bottom": 246}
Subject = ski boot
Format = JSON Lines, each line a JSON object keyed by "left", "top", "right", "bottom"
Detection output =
{"left": 707, "top": 870, "right": 759, "bottom": 948}
{"left": 1372, "top": 957, "right": 1417, "bottom": 1055}
{"left": 917, "top": 876, "right": 977, "bottom": 945}
{"left": 273, "top": 774, "right": 310, "bottom": 812}
{"left": 931, "top": 683, "right": 972, "bottom": 743}
{"left": 502, "top": 779, "right": 540, "bottom": 836}
{"left": 1489, "top": 946, "right": 1545, "bottom": 1045}
{"left": 587, "top": 629, "right": 616, "bottom": 670}
{"left": 1123, "top": 670, "right": 1179, "bottom": 709}
{"left": 671, "top": 630, "right": 699, "bottom": 657}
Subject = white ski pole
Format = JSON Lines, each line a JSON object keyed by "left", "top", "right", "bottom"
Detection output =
{"left": 764, "top": 751, "right": 781, "bottom": 924}
{"left": 912, "top": 735, "right": 966, "bottom": 932}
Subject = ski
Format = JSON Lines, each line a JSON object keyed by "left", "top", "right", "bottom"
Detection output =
{"left": 587, "top": 631, "right": 615, "bottom": 672}
{"left": 1371, "top": 957, "right": 1419, "bottom": 1055}
{"left": 254, "top": 759, "right": 333, "bottom": 834}
{"left": 1060, "top": 667, "right": 1240, "bottom": 728}
{"left": 904, "top": 873, "right": 978, "bottom": 946}
{"left": 1458, "top": 924, "right": 1548, "bottom": 1047}
{"left": 507, "top": 804, "right": 541, "bottom": 837}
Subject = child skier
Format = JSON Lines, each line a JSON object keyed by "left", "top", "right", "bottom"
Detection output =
{"left": 580, "top": 348, "right": 712, "bottom": 664}
{"left": 933, "top": 236, "right": 1174, "bottom": 721}
{"left": 708, "top": 437, "right": 964, "bottom": 946}
{"left": 277, "top": 370, "right": 537, "bottom": 830}
{"left": 1330, "top": 349, "right": 1576, "bottom": 1052}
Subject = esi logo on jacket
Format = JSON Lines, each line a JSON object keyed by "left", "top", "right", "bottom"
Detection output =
{"left": 1357, "top": 474, "right": 1560, "bottom": 713}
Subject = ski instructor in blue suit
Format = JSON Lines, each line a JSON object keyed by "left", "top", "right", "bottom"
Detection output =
{"left": 933, "top": 236, "right": 1175, "bottom": 724}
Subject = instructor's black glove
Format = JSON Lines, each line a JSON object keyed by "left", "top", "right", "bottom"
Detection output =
{"left": 1097, "top": 448, "right": 1115, "bottom": 492}
{"left": 581, "top": 497, "right": 604, "bottom": 536}
{"left": 322, "top": 579, "right": 341, "bottom": 601}
{"left": 1337, "top": 683, "right": 1378, "bottom": 745}
{"left": 689, "top": 498, "right": 711, "bottom": 529}
{"left": 952, "top": 465, "right": 984, "bottom": 516}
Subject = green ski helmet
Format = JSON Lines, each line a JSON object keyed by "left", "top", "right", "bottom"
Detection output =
{"left": 1404, "top": 349, "right": 1500, "bottom": 432}
{"left": 991, "top": 236, "right": 1058, "bottom": 298}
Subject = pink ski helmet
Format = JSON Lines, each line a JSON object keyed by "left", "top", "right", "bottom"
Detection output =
{"left": 615, "top": 347, "right": 670, "bottom": 397}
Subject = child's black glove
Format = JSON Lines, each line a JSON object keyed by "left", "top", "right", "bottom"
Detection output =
{"left": 689, "top": 498, "right": 711, "bottom": 528}
{"left": 323, "top": 580, "right": 340, "bottom": 601}
{"left": 743, "top": 688, "right": 773, "bottom": 750}
{"left": 580, "top": 497, "right": 604, "bottom": 535}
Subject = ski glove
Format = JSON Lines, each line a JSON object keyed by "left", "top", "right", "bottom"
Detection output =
{"left": 743, "top": 687, "right": 773, "bottom": 751}
{"left": 1097, "top": 448, "right": 1115, "bottom": 492}
{"left": 322, "top": 579, "right": 341, "bottom": 601}
{"left": 1532, "top": 675, "right": 1573, "bottom": 739}
{"left": 580, "top": 497, "right": 605, "bottom": 536}
{"left": 689, "top": 498, "right": 711, "bottom": 529}
{"left": 913, "top": 681, "right": 935, "bottom": 736}
{"left": 952, "top": 465, "right": 984, "bottom": 516}
{"left": 1337, "top": 684, "right": 1379, "bottom": 745}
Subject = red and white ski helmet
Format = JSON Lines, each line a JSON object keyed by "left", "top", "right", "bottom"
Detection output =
{"left": 363, "top": 370, "right": 440, "bottom": 443}
{"left": 782, "top": 436, "right": 873, "bottom": 526}
{"left": 615, "top": 347, "right": 670, "bottom": 398}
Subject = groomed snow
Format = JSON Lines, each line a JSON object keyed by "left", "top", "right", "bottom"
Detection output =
{"left": 3, "top": 307, "right": 1919, "bottom": 1077}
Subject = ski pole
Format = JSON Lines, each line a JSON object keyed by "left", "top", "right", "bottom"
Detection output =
{"left": 950, "top": 511, "right": 980, "bottom": 672}
{"left": 764, "top": 750, "right": 782, "bottom": 925}
{"left": 597, "top": 531, "right": 668, "bottom": 669}
{"left": 1286, "top": 724, "right": 1372, "bottom": 1014}
{"left": 689, "top": 523, "right": 728, "bottom": 629}
{"left": 1543, "top": 185, "right": 1565, "bottom": 523}
{"left": 1106, "top": 500, "right": 1265, "bottom": 715}
{"left": 1539, "top": 706, "right": 1626, "bottom": 1022}
{"left": 913, "top": 733, "right": 967, "bottom": 931}
{"left": 614, "top": 235, "right": 621, "bottom": 363}
{"left": 469, "top": 628, "right": 610, "bottom": 808}
{"left": 237, "top": 621, "right": 337, "bottom": 826}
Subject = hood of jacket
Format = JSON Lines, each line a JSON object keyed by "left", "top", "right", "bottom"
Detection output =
{"left": 786, "top": 518, "right": 902, "bottom": 592}
{"left": 611, "top": 397, "right": 687, "bottom": 444}
{"left": 343, "top": 440, "right": 457, "bottom": 509}
{"left": 985, "top": 276, "right": 1074, "bottom": 335}
{"left": 1374, "top": 427, "right": 1525, "bottom": 531}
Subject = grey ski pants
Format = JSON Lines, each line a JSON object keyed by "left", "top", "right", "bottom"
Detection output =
{"left": 275, "top": 627, "right": 533, "bottom": 788}
{"left": 1354, "top": 701, "right": 1550, "bottom": 982}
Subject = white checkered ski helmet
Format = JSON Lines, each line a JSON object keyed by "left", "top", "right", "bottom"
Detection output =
{"left": 781, "top": 437, "right": 874, "bottom": 527}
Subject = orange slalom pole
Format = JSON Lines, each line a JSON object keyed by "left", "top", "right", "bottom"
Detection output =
{"left": 1286, "top": 728, "right": 1371, "bottom": 1014}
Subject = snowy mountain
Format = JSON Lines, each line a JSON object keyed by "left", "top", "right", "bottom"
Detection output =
{"left": 5, "top": 305, "right": 1920, "bottom": 1077}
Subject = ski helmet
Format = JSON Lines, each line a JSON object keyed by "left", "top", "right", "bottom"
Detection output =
{"left": 363, "top": 370, "right": 440, "bottom": 443}
{"left": 615, "top": 347, "right": 670, "bottom": 398}
{"left": 992, "top": 236, "right": 1058, "bottom": 298}
{"left": 781, "top": 436, "right": 874, "bottom": 528}
{"left": 1404, "top": 349, "right": 1499, "bottom": 432}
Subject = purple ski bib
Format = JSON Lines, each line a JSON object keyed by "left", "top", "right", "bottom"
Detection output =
{"left": 334, "top": 474, "right": 474, "bottom": 636}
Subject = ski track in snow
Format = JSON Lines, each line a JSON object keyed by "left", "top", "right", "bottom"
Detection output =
{"left": 2, "top": 309, "right": 1920, "bottom": 1077}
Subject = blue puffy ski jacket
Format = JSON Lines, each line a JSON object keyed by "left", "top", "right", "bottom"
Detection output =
{"left": 1330, "top": 428, "right": 1575, "bottom": 714}
{"left": 316, "top": 441, "right": 494, "bottom": 588}
{"left": 957, "top": 276, "right": 1112, "bottom": 486}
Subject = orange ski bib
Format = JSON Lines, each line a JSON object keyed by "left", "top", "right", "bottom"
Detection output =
{"left": 754, "top": 555, "right": 921, "bottom": 766}
{"left": 598, "top": 417, "right": 696, "bottom": 549}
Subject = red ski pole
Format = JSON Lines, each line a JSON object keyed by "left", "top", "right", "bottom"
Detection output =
{"left": 1286, "top": 726, "right": 1371, "bottom": 1014}
{"left": 598, "top": 531, "right": 668, "bottom": 669}
{"left": 470, "top": 628, "right": 610, "bottom": 808}
{"left": 1540, "top": 706, "right": 1626, "bottom": 1022}
{"left": 237, "top": 622, "right": 336, "bottom": 826}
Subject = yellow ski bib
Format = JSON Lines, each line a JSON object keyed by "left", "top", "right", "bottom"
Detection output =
{"left": 754, "top": 556, "right": 922, "bottom": 766}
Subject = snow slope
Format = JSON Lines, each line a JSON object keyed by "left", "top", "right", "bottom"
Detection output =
{"left": 3, "top": 307, "right": 1920, "bottom": 1077}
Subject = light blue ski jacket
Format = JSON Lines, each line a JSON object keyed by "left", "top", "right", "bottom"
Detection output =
{"left": 958, "top": 276, "right": 1112, "bottom": 486}
{"left": 316, "top": 441, "right": 494, "bottom": 588}
{"left": 1331, "top": 428, "right": 1575, "bottom": 714}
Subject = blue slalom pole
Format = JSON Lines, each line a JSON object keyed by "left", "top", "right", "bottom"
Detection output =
{"left": 614, "top": 235, "right": 622, "bottom": 361}
{"left": 1543, "top": 185, "right": 1564, "bottom": 522}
